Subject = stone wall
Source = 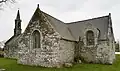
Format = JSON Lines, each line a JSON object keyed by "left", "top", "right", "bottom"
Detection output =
{"left": 78, "top": 40, "right": 115, "bottom": 64}
{"left": 96, "top": 41, "right": 115, "bottom": 64}
{"left": 4, "top": 37, "right": 19, "bottom": 59}
{"left": 17, "top": 16, "right": 62, "bottom": 67}
{"left": 59, "top": 39, "right": 75, "bottom": 64}
{"left": 4, "top": 45, "right": 18, "bottom": 59}
{"left": 76, "top": 22, "right": 115, "bottom": 64}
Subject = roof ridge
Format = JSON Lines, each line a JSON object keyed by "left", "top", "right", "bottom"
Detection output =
{"left": 65, "top": 15, "right": 109, "bottom": 24}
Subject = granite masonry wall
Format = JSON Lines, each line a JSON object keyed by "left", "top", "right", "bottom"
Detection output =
{"left": 17, "top": 18, "right": 61, "bottom": 67}
{"left": 76, "top": 23, "right": 115, "bottom": 64}
{"left": 17, "top": 13, "right": 75, "bottom": 67}
{"left": 78, "top": 40, "right": 115, "bottom": 64}
{"left": 4, "top": 37, "right": 20, "bottom": 59}
{"left": 59, "top": 40, "right": 75, "bottom": 64}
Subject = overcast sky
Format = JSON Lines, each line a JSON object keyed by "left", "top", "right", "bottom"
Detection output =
{"left": 0, "top": 0, "right": 120, "bottom": 41}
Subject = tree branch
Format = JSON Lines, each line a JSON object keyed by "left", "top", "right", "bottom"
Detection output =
{"left": 0, "top": 0, "right": 15, "bottom": 4}
{"left": 0, "top": 0, "right": 8, "bottom": 3}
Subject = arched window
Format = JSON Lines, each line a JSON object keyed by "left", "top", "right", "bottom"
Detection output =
{"left": 32, "top": 30, "right": 40, "bottom": 48}
{"left": 86, "top": 30, "right": 94, "bottom": 46}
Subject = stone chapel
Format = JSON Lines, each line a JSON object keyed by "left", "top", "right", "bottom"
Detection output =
{"left": 4, "top": 4, "right": 115, "bottom": 67}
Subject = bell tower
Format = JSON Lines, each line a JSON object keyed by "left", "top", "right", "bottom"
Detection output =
{"left": 14, "top": 10, "right": 22, "bottom": 36}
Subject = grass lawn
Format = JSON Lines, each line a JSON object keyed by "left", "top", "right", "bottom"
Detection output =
{"left": 0, "top": 55, "right": 120, "bottom": 71}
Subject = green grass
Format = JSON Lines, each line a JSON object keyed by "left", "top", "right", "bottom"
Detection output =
{"left": 0, "top": 55, "right": 120, "bottom": 71}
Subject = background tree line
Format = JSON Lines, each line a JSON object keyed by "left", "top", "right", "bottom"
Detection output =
{"left": 115, "top": 41, "right": 120, "bottom": 52}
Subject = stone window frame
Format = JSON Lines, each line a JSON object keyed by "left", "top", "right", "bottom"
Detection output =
{"left": 83, "top": 23, "right": 100, "bottom": 47}
{"left": 31, "top": 29, "right": 43, "bottom": 49}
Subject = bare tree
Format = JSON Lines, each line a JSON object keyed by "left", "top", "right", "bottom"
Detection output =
{"left": 0, "top": 0, "right": 15, "bottom": 3}
{"left": 0, "top": 0, "right": 16, "bottom": 9}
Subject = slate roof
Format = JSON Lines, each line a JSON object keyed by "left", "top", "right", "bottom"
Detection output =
{"left": 32, "top": 6, "right": 114, "bottom": 41}
{"left": 40, "top": 10, "right": 113, "bottom": 41}
{"left": 5, "top": 34, "right": 22, "bottom": 45}
{"left": 66, "top": 15, "right": 110, "bottom": 41}
{"left": 5, "top": 36, "right": 15, "bottom": 45}
{"left": 42, "top": 11, "right": 75, "bottom": 41}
